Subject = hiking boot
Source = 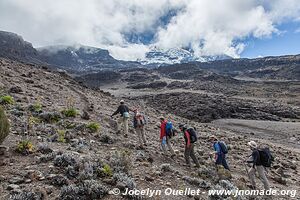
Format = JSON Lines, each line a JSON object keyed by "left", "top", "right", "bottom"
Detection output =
{"left": 247, "top": 184, "right": 256, "bottom": 190}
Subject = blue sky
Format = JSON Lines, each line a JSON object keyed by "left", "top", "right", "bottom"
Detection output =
{"left": 242, "top": 21, "right": 300, "bottom": 58}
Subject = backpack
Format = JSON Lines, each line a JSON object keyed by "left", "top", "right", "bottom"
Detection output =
{"left": 165, "top": 121, "right": 173, "bottom": 137}
{"left": 187, "top": 128, "right": 197, "bottom": 143}
{"left": 259, "top": 147, "right": 274, "bottom": 167}
{"left": 135, "top": 114, "right": 145, "bottom": 127}
{"left": 218, "top": 141, "right": 228, "bottom": 154}
{"left": 123, "top": 112, "right": 130, "bottom": 118}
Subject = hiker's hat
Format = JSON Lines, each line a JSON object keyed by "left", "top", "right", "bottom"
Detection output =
{"left": 248, "top": 141, "right": 258, "bottom": 149}
{"left": 159, "top": 116, "right": 164, "bottom": 120}
{"left": 120, "top": 100, "right": 124, "bottom": 103}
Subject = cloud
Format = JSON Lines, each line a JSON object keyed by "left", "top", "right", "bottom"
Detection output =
{"left": 0, "top": 0, "right": 299, "bottom": 60}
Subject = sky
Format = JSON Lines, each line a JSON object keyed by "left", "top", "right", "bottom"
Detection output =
{"left": 0, "top": 0, "right": 300, "bottom": 61}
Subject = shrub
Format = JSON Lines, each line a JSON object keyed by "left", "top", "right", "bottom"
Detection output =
{"left": 0, "top": 95, "right": 14, "bottom": 105}
{"left": 39, "top": 112, "right": 61, "bottom": 123}
{"left": 110, "top": 150, "right": 132, "bottom": 173}
{"left": 61, "top": 108, "right": 78, "bottom": 118}
{"left": 17, "top": 140, "right": 34, "bottom": 155}
{"left": 86, "top": 122, "right": 100, "bottom": 133}
{"left": 0, "top": 106, "right": 9, "bottom": 144}
{"left": 57, "top": 130, "right": 66, "bottom": 143}
{"left": 97, "top": 164, "right": 113, "bottom": 178}
{"left": 28, "top": 102, "right": 42, "bottom": 113}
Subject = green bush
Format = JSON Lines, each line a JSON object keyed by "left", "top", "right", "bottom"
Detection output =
{"left": 0, "top": 106, "right": 9, "bottom": 144}
{"left": 86, "top": 122, "right": 100, "bottom": 133}
{"left": 17, "top": 140, "right": 34, "bottom": 155}
{"left": 57, "top": 130, "right": 66, "bottom": 143}
{"left": 28, "top": 103, "right": 42, "bottom": 113}
{"left": 61, "top": 108, "right": 78, "bottom": 118}
{"left": 97, "top": 164, "right": 113, "bottom": 178}
{"left": 0, "top": 95, "right": 14, "bottom": 105}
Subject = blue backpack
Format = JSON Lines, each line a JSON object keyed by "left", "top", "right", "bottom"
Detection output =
{"left": 165, "top": 121, "right": 173, "bottom": 137}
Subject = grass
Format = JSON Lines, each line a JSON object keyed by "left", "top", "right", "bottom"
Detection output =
{"left": 61, "top": 108, "right": 78, "bottom": 118}
{"left": 86, "top": 122, "right": 100, "bottom": 133}
{"left": 0, "top": 106, "right": 9, "bottom": 144}
{"left": 0, "top": 95, "right": 14, "bottom": 105}
{"left": 97, "top": 163, "right": 113, "bottom": 177}
{"left": 29, "top": 102, "right": 42, "bottom": 112}
{"left": 57, "top": 130, "right": 66, "bottom": 143}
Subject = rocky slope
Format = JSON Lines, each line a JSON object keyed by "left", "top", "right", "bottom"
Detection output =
{"left": 0, "top": 58, "right": 300, "bottom": 200}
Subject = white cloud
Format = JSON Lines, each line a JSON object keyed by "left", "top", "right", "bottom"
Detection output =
{"left": 0, "top": 0, "right": 299, "bottom": 60}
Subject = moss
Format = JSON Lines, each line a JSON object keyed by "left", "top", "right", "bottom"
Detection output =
{"left": 61, "top": 108, "right": 78, "bottom": 118}
{"left": 0, "top": 95, "right": 14, "bottom": 105}
{"left": 0, "top": 106, "right": 9, "bottom": 144}
{"left": 86, "top": 122, "right": 100, "bottom": 133}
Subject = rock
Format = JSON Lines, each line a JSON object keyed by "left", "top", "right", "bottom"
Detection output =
{"left": 9, "top": 86, "right": 23, "bottom": 93}
{"left": 7, "top": 184, "right": 20, "bottom": 190}
{"left": 81, "top": 110, "right": 90, "bottom": 120}
{"left": 145, "top": 175, "right": 154, "bottom": 182}
{"left": 9, "top": 176, "right": 24, "bottom": 184}
{"left": 272, "top": 176, "right": 287, "bottom": 185}
{"left": 160, "top": 164, "right": 173, "bottom": 172}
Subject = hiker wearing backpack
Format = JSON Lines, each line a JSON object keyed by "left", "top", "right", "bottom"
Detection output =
{"left": 159, "top": 116, "right": 175, "bottom": 158}
{"left": 179, "top": 124, "right": 200, "bottom": 168}
{"left": 246, "top": 141, "right": 270, "bottom": 190}
{"left": 111, "top": 100, "right": 130, "bottom": 137}
{"left": 209, "top": 135, "right": 230, "bottom": 170}
{"left": 133, "top": 109, "right": 147, "bottom": 147}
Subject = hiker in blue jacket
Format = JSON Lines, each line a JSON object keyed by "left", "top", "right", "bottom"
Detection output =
{"left": 209, "top": 135, "right": 230, "bottom": 170}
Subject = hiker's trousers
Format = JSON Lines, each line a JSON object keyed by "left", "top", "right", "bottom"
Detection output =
{"left": 185, "top": 143, "right": 200, "bottom": 167}
{"left": 216, "top": 153, "right": 230, "bottom": 170}
{"left": 249, "top": 166, "right": 270, "bottom": 190}
{"left": 117, "top": 117, "right": 129, "bottom": 136}
{"left": 162, "top": 136, "right": 175, "bottom": 155}
{"left": 135, "top": 126, "right": 147, "bottom": 144}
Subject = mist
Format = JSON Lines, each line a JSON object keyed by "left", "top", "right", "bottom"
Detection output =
{"left": 0, "top": 0, "right": 299, "bottom": 60}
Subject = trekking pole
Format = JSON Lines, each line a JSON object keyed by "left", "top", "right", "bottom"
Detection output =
{"left": 243, "top": 162, "right": 251, "bottom": 181}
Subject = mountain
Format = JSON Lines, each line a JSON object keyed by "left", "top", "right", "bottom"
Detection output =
{"left": 0, "top": 31, "right": 142, "bottom": 73}
{"left": 158, "top": 54, "right": 300, "bottom": 80}
{"left": 37, "top": 45, "right": 141, "bottom": 72}
{"left": 139, "top": 47, "right": 232, "bottom": 65}
{"left": 0, "top": 31, "right": 41, "bottom": 64}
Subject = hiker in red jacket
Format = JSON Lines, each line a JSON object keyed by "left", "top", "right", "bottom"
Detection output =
{"left": 159, "top": 116, "right": 175, "bottom": 158}
{"left": 179, "top": 124, "right": 200, "bottom": 168}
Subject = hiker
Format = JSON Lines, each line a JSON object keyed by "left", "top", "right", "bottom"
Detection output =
{"left": 159, "top": 116, "right": 175, "bottom": 158}
{"left": 133, "top": 109, "right": 147, "bottom": 147}
{"left": 111, "top": 100, "right": 130, "bottom": 137}
{"left": 179, "top": 124, "right": 200, "bottom": 168}
{"left": 209, "top": 135, "right": 230, "bottom": 170}
{"left": 246, "top": 141, "right": 270, "bottom": 190}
